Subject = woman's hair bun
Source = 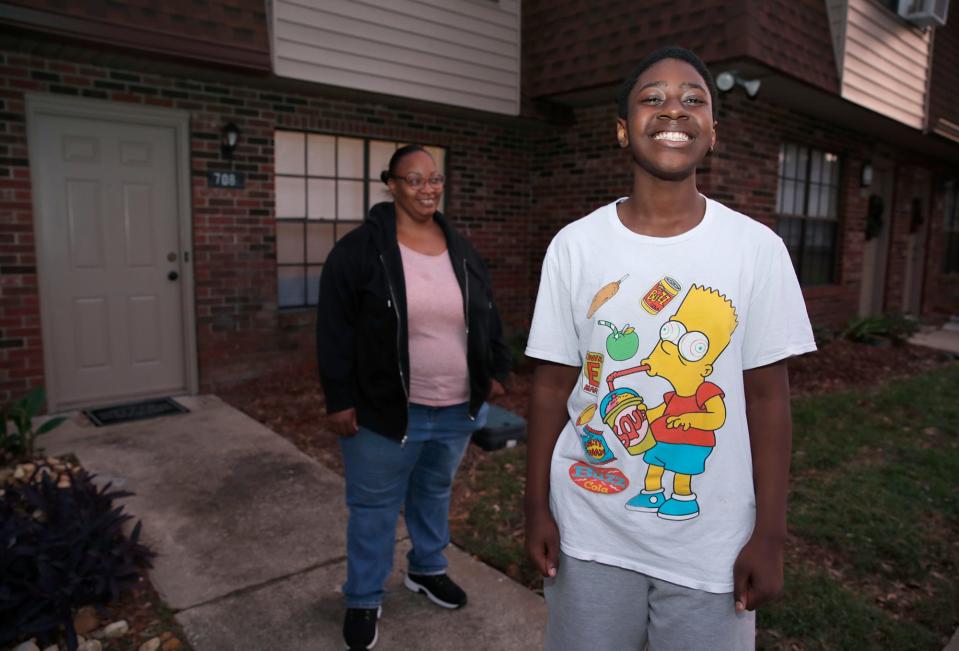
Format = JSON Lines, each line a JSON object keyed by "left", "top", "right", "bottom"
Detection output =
{"left": 379, "top": 169, "right": 391, "bottom": 185}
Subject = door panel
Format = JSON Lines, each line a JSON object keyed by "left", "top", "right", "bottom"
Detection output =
{"left": 33, "top": 113, "right": 186, "bottom": 408}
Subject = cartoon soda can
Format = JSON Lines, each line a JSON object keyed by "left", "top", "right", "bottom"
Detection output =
{"left": 599, "top": 388, "right": 654, "bottom": 455}
{"left": 576, "top": 404, "right": 616, "bottom": 464}
{"left": 641, "top": 276, "right": 682, "bottom": 315}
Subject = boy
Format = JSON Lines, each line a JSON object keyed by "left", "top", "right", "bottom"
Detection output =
{"left": 524, "top": 47, "right": 816, "bottom": 650}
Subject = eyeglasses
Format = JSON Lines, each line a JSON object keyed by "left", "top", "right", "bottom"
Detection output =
{"left": 392, "top": 173, "right": 445, "bottom": 189}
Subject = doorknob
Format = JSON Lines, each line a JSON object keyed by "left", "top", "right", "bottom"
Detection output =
{"left": 168, "top": 270, "right": 179, "bottom": 281}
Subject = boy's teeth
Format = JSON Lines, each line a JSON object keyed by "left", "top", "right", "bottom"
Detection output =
{"left": 653, "top": 132, "right": 690, "bottom": 141}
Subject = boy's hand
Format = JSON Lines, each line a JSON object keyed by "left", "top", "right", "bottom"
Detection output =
{"left": 525, "top": 506, "right": 560, "bottom": 578}
{"left": 732, "top": 531, "right": 785, "bottom": 612}
{"left": 488, "top": 378, "right": 506, "bottom": 400}
{"left": 665, "top": 414, "right": 694, "bottom": 430}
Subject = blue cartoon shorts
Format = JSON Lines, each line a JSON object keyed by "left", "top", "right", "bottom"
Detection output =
{"left": 643, "top": 442, "right": 713, "bottom": 475}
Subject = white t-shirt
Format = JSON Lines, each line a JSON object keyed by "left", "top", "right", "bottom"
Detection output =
{"left": 526, "top": 197, "right": 816, "bottom": 593}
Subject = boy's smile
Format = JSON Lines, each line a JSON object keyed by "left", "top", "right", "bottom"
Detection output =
{"left": 617, "top": 58, "right": 716, "bottom": 181}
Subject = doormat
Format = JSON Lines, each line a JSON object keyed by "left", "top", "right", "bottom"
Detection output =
{"left": 84, "top": 398, "right": 188, "bottom": 427}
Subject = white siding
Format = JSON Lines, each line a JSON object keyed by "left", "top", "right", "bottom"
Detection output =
{"left": 825, "top": 0, "right": 848, "bottom": 78}
{"left": 840, "top": 0, "right": 931, "bottom": 129}
{"left": 272, "top": 0, "right": 520, "bottom": 115}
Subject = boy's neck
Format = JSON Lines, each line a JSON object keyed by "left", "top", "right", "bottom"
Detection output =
{"left": 617, "top": 173, "right": 706, "bottom": 238}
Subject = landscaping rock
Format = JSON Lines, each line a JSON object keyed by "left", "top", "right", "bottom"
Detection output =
{"left": 74, "top": 606, "right": 99, "bottom": 636}
{"left": 12, "top": 640, "right": 39, "bottom": 651}
{"left": 160, "top": 638, "right": 183, "bottom": 651}
{"left": 42, "top": 645, "right": 58, "bottom": 651}
{"left": 138, "top": 638, "right": 162, "bottom": 651}
{"left": 77, "top": 641, "right": 102, "bottom": 651}
{"left": 102, "top": 620, "right": 129, "bottom": 639}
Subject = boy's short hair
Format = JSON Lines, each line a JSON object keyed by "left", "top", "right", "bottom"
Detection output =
{"left": 617, "top": 46, "right": 719, "bottom": 120}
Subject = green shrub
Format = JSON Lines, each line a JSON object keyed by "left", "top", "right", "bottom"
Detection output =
{"left": 1, "top": 387, "right": 65, "bottom": 461}
{"left": 841, "top": 313, "right": 919, "bottom": 346}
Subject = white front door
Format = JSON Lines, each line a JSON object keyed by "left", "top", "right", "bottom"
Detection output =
{"left": 858, "top": 167, "right": 894, "bottom": 317}
{"left": 27, "top": 97, "right": 195, "bottom": 410}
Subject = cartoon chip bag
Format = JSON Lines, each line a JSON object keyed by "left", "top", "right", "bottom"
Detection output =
{"left": 624, "top": 285, "right": 738, "bottom": 521}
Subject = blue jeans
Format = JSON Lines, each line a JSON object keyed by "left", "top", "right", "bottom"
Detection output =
{"left": 340, "top": 402, "right": 488, "bottom": 608}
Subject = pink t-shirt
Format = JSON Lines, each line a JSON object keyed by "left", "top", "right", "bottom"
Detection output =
{"left": 399, "top": 243, "right": 470, "bottom": 406}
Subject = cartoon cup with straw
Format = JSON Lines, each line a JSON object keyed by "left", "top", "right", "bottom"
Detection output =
{"left": 600, "top": 365, "right": 655, "bottom": 455}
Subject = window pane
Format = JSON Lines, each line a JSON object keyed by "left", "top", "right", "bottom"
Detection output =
{"left": 796, "top": 146, "right": 808, "bottom": 183}
{"left": 308, "top": 178, "right": 336, "bottom": 219}
{"left": 307, "top": 134, "right": 336, "bottom": 177}
{"left": 800, "top": 221, "right": 836, "bottom": 285}
{"left": 275, "top": 131, "right": 305, "bottom": 175}
{"left": 338, "top": 137, "right": 364, "bottom": 178}
{"left": 782, "top": 179, "right": 797, "bottom": 216}
{"left": 276, "top": 176, "right": 306, "bottom": 218}
{"left": 337, "top": 221, "right": 362, "bottom": 241}
{"left": 784, "top": 144, "right": 796, "bottom": 179}
{"left": 369, "top": 140, "right": 397, "bottom": 180}
{"left": 307, "top": 265, "right": 322, "bottom": 306}
{"left": 338, "top": 180, "right": 365, "bottom": 220}
{"left": 278, "top": 266, "right": 306, "bottom": 308}
{"left": 810, "top": 150, "right": 823, "bottom": 185}
{"left": 826, "top": 153, "right": 840, "bottom": 186}
{"left": 307, "top": 222, "right": 335, "bottom": 263}
{"left": 276, "top": 222, "right": 305, "bottom": 264}
{"left": 368, "top": 180, "right": 392, "bottom": 209}
{"left": 808, "top": 183, "right": 823, "bottom": 218}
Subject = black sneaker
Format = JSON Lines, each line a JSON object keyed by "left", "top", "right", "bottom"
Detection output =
{"left": 343, "top": 605, "right": 381, "bottom": 650}
{"left": 404, "top": 572, "right": 467, "bottom": 609}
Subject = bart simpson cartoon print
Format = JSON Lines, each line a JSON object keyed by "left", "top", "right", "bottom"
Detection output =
{"left": 624, "top": 285, "right": 738, "bottom": 521}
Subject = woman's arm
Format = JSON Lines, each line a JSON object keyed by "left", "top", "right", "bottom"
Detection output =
{"left": 734, "top": 359, "right": 791, "bottom": 611}
{"left": 525, "top": 361, "right": 580, "bottom": 577}
{"left": 316, "top": 242, "right": 360, "bottom": 434}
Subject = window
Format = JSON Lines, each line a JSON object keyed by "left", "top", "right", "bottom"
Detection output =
{"left": 945, "top": 180, "right": 959, "bottom": 274}
{"left": 274, "top": 131, "right": 446, "bottom": 308}
{"left": 775, "top": 144, "right": 841, "bottom": 285}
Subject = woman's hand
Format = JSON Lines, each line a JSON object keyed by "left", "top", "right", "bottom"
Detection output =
{"left": 328, "top": 407, "right": 359, "bottom": 437}
{"left": 487, "top": 379, "right": 506, "bottom": 400}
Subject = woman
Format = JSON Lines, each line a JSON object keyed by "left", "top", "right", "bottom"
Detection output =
{"left": 316, "top": 144, "right": 512, "bottom": 650}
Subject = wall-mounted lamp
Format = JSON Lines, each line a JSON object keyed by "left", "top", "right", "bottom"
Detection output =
{"left": 860, "top": 162, "right": 874, "bottom": 188}
{"left": 716, "top": 71, "right": 761, "bottom": 98}
{"left": 221, "top": 122, "right": 241, "bottom": 160}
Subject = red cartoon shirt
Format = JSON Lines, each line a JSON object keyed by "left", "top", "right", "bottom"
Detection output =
{"left": 650, "top": 381, "right": 725, "bottom": 447}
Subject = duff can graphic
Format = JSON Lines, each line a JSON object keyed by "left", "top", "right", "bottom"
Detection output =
{"left": 641, "top": 276, "right": 682, "bottom": 315}
{"left": 576, "top": 404, "right": 616, "bottom": 465}
{"left": 582, "top": 351, "right": 604, "bottom": 395}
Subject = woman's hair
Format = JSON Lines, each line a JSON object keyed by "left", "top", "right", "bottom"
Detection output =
{"left": 616, "top": 46, "right": 719, "bottom": 120}
{"left": 380, "top": 144, "right": 431, "bottom": 185}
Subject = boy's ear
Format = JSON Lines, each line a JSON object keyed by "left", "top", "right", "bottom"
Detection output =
{"left": 710, "top": 121, "right": 718, "bottom": 152}
{"left": 701, "top": 363, "right": 713, "bottom": 378}
{"left": 616, "top": 119, "right": 628, "bottom": 148}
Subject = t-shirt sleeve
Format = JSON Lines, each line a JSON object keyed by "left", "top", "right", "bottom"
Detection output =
{"left": 525, "top": 238, "right": 581, "bottom": 366}
{"left": 741, "top": 238, "right": 817, "bottom": 370}
{"left": 695, "top": 382, "right": 724, "bottom": 407}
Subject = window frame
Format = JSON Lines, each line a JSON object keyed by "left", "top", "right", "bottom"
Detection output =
{"left": 774, "top": 143, "right": 843, "bottom": 287}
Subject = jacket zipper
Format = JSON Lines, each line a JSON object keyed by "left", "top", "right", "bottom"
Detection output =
{"left": 381, "top": 253, "right": 410, "bottom": 446}
{"left": 462, "top": 258, "right": 475, "bottom": 422}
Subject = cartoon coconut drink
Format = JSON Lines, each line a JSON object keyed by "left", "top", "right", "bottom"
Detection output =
{"left": 600, "top": 364, "right": 655, "bottom": 455}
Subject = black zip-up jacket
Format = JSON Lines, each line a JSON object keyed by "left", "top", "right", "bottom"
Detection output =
{"left": 316, "top": 202, "right": 512, "bottom": 442}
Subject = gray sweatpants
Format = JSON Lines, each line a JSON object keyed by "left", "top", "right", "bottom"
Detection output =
{"left": 544, "top": 552, "right": 755, "bottom": 651}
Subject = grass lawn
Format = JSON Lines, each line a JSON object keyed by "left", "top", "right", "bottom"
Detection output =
{"left": 450, "top": 364, "right": 959, "bottom": 650}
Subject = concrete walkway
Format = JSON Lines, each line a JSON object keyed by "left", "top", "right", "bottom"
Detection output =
{"left": 42, "top": 395, "right": 546, "bottom": 651}
{"left": 909, "top": 323, "right": 959, "bottom": 356}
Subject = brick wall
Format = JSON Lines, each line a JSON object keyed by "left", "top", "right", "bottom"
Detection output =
{"left": 522, "top": 0, "right": 838, "bottom": 101}
{"left": 0, "top": 49, "right": 534, "bottom": 403}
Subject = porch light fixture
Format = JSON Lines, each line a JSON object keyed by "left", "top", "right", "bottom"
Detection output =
{"left": 221, "top": 122, "right": 241, "bottom": 160}
{"left": 715, "top": 71, "right": 761, "bottom": 98}
{"left": 860, "top": 162, "right": 874, "bottom": 188}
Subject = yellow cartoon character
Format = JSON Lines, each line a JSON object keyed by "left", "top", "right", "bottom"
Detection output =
{"left": 624, "top": 285, "right": 738, "bottom": 520}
